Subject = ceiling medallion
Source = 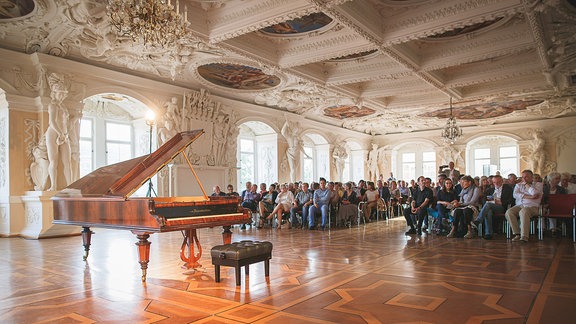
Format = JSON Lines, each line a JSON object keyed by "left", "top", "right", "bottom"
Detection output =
{"left": 260, "top": 12, "right": 333, "bottom": 35}
{"left": 197, "top": 63, "right": 281, "bottom": 90}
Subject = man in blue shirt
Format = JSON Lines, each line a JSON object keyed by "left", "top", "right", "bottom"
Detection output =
{"left": 308, "top": 177, "right": 331, "bottom": 230}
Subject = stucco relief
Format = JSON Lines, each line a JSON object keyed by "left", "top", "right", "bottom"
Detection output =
{"left": 24, "top": 118, "right": 48, "bottom": 190}
{"left": 0, "top": 116, "right": 6, "bottom": 188}
{"left": 25, "top": 205, "right": 40, "bottom": 224}
{"left": 159, "top": 90, "right": 237, "bottom": 168}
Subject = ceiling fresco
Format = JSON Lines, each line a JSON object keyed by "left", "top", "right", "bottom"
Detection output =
{"left": 197, "top": 63, "right": 281, "bottom": 90}
{"left": 420, "top": 100, "right": 545, "bottom": 120}
{"left": 260, "top": 12, "right": 333, "bottom": 34}
{"left": 324, "top": 105, "right": 376, "bottom": 120}
{"left": 0, "top": 0, "right": 574, "bottom": 135}
{"left": 0, "top": 0, "right": 34, "bottom": 19}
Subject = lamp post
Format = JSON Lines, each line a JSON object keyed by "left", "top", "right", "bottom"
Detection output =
{"left": 145, "top": 111, "right": 156, "bottom": 197}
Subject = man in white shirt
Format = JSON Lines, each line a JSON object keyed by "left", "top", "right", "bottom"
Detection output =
{"left": 505, "top": 170, "right": 543, "bottom": 242}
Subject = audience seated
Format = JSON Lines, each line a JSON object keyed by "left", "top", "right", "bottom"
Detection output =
{"left": 560, "top": 172, "right": 576, "bottom": 194}
{"left": 403, "top": 176, "right": 433, "bottom": 236}
{"left": 291, "top": 182, "right": 313, "bottom": 228}
{"left": 338, "top": 182, "right": 358, "bottom": 226}
{"left": 211, "top": 185, "right": 227, "bottom": 196}
{"left": 447, "top": 175, "right": 481, "bottom": 239}
{"left": 362, "top": 181, "right": 379, "bottom": 223}
{"left": 474, "top": 174, "right": 513, "bottom": 240}
{"left": 258, "top": 183, "right": 278, "bottom": 227}
{"left": 308, "top": 177, "right": 331, "bottom": 230}
{"left": 505, "top": 170, "right": 543, "bottom": 242}
{"left": 226, "top": 184, "right": 239, "bottom": 197}
{"left": 268, "top": 183, "right": 294, "bottom": 229}
{"left": 241, "top": 184, "right": 261, "bottom": 228}
{"left": 240, "top": 181, "right": 251, "bottom": 200}
{"left": 543, "top": 172, "right": 566, "bottom": 236}
{"left": 434, "top": 178, "right": 458, "bottom": 235}
{"left": 389, "top": 180, "right": 401, "bottom": 215}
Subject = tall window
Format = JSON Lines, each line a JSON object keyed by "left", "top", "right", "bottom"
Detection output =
{"left": 79, "top": 118, "right": 93, "bottom": 177}
{"left": 474, "top": 148, "right": 491, "bottom": 176}
{"left": 395, "top": 143, "right": 437, "bottom": 181}
{"left": 237, "top": 122, "right": 277, "bottom": 188}
{"left": 468, "top": 136, "right": 518, "bottom": 177}
{"left": 499, "top": 146, "right": 518, "bottom": 176}
{"left": 342, "top": 157, "right": 351, "bottom": 183}
{"left": 402, "top": 152, "right": 416, "bottom": 182}
{"left": 422, "top": 151, "right": 436, "bottom": 179}
{"left": 351, "top": 151, "right": 364, "bottom": 182}
{"left": 239, "top": 138, "right": 255, "bottom": 186}
{"left": 303, "top": 146, "right": 314, "bottom": 183}
{"left": 105, "top": 122, "right": 132, "bottom": 165}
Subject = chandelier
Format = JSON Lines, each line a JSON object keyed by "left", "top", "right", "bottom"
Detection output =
{"left": 441, "top": 97, "right": 463, "bottom": 144}
{"left": 107, "top": 0, "right": 189, "bottom": 48}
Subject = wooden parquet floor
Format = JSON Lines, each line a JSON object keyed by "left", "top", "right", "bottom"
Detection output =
{"left": 1, "top": 217, "right": 575, "bottom": 323}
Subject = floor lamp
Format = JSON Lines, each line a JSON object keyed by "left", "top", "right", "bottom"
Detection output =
{"left": 145, "top": 112, "right": 157, "bottom": 197}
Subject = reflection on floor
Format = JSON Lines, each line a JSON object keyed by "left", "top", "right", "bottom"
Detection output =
{"left": 1, "top": 218, "right": 575, "bottom": 323}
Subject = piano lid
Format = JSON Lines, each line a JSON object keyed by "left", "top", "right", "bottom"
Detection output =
{"left": 57, "top": 130, "right": 204, "bottom": 199}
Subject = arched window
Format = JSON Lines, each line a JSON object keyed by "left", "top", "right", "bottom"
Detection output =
{"left": 467, "top": 135, "right": 518, "bottom": 177}
{"left": 337, "top": 141, "right": 360, "bottom": 183}
{"left": 303, "top": 133, "right": 329, "bottom": 182}
{"left": 395, "top": 142, "right": 437, "bottom": 181}
{"left": 237, "top": 121, "right": 277, "bottom": 188}
{"left": 80, "top": 94, "right": 151, "bottom": 196}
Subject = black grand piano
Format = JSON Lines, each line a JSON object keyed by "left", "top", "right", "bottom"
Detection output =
{"left": 52, "top": 130, "right": 251, "bottom": 281}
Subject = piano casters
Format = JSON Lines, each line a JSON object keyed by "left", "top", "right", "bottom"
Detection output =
{"left": 81, "top": 227, "right": 94, "bottom": 261}
{"left": 180, "top": 229, "right": 202, "bottom": 270}
{"left": 134, "top": 232, "right": 152, "bottom": 282}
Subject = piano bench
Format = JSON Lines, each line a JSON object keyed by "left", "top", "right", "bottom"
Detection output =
{"left": 211, "top": 240, "right": 273, "bottom": 286}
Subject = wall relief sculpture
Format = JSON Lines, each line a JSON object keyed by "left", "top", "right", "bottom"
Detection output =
{"left": 158, "top": 89, "right": 237, "bottom": 168}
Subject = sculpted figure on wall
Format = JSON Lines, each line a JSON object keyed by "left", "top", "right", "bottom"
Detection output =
{"left": 30, "top": 135, "right": 49, "bottom": 191}
{"left": 528, "top": 129, "right": 546, "bottom": 175}
{"left": 281, "top": 118, "right": 305, "bottom": 181}
{"left": 332, "top": 144, "right": 348, "bottom": 182}
{"left": 377, "top": 146, "right": 390, "bottom": 178}
{"left": 367, "top": 143, "right": 379, "bottom": 182}
{"left": 45, "top": 73, "right": 72, "bottom": 191}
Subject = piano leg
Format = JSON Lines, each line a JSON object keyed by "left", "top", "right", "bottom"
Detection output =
{"left": 180, "top": 229, "right": 202, "bottom": 269}
{"left": 133, "top": 232, "right": 152, "bottom": 282}
{"left": 81, "top": 227, "right": 94, "bottom": 261}
{"left": 222, "top": 225, "right": 232, "bottom": 244}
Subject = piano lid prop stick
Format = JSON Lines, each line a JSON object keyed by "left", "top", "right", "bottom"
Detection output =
{"left": 182, "top": 152, "right": 209, "bottom": 200}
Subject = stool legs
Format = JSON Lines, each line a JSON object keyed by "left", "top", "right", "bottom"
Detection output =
{"left": 215, "top": 264, "right": 221, "bottom": 282}
{"left": 214, "top": 260, "right": 270, "bottom": 286}
{"left": 235, "top": 265, "right": 241, "bottom": 286}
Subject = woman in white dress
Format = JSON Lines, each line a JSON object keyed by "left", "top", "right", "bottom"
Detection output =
{"left": 362, "top": 181, "right": 380, "bottom": 222}
{"left": 269, "top": 183, "right": 295, "bottom": 229}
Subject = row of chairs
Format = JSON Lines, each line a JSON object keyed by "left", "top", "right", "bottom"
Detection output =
{"left": 476, "top": 193, "right": 576, "bottom": 242}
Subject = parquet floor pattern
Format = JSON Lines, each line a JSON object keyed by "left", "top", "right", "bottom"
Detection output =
{"left": 1, "top": 218, "right": 575, "bottom": 323}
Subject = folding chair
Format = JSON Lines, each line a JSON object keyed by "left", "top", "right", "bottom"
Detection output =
{"left": 539, "top": 194, "right": 576, "bottom": 242}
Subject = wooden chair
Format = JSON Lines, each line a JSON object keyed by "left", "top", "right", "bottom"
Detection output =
{"left": 377, "top": 198, "right": 388, "bottom": 221}
{"left": 538, "top": 193, "right": 576, "bottom": 242}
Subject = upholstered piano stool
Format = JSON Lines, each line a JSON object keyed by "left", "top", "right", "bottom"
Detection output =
{"left": 211, "top": 240, "right": 273, "bottom": 286}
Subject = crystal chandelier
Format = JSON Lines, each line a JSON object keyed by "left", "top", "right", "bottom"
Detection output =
{"left": 441, "top": 97, "right": 463, "bottom": 144}
{"left": 107, "top": 0, "right": 189, "bottom": 48}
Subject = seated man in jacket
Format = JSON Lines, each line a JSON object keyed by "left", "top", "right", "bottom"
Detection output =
{"left": 403, "top": 176, "right": 433, "bottom": 236}
{"left": 474, "top": 174, "right": 514, "bottom": 239}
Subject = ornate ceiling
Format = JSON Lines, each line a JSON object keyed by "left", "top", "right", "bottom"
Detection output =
{"left": 1, "top": 0, "right": 575, "bottom": 135}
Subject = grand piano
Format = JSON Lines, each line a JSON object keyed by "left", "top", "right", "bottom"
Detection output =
{"left": 52, "top": 130, "right": 251, "bottom": 281}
